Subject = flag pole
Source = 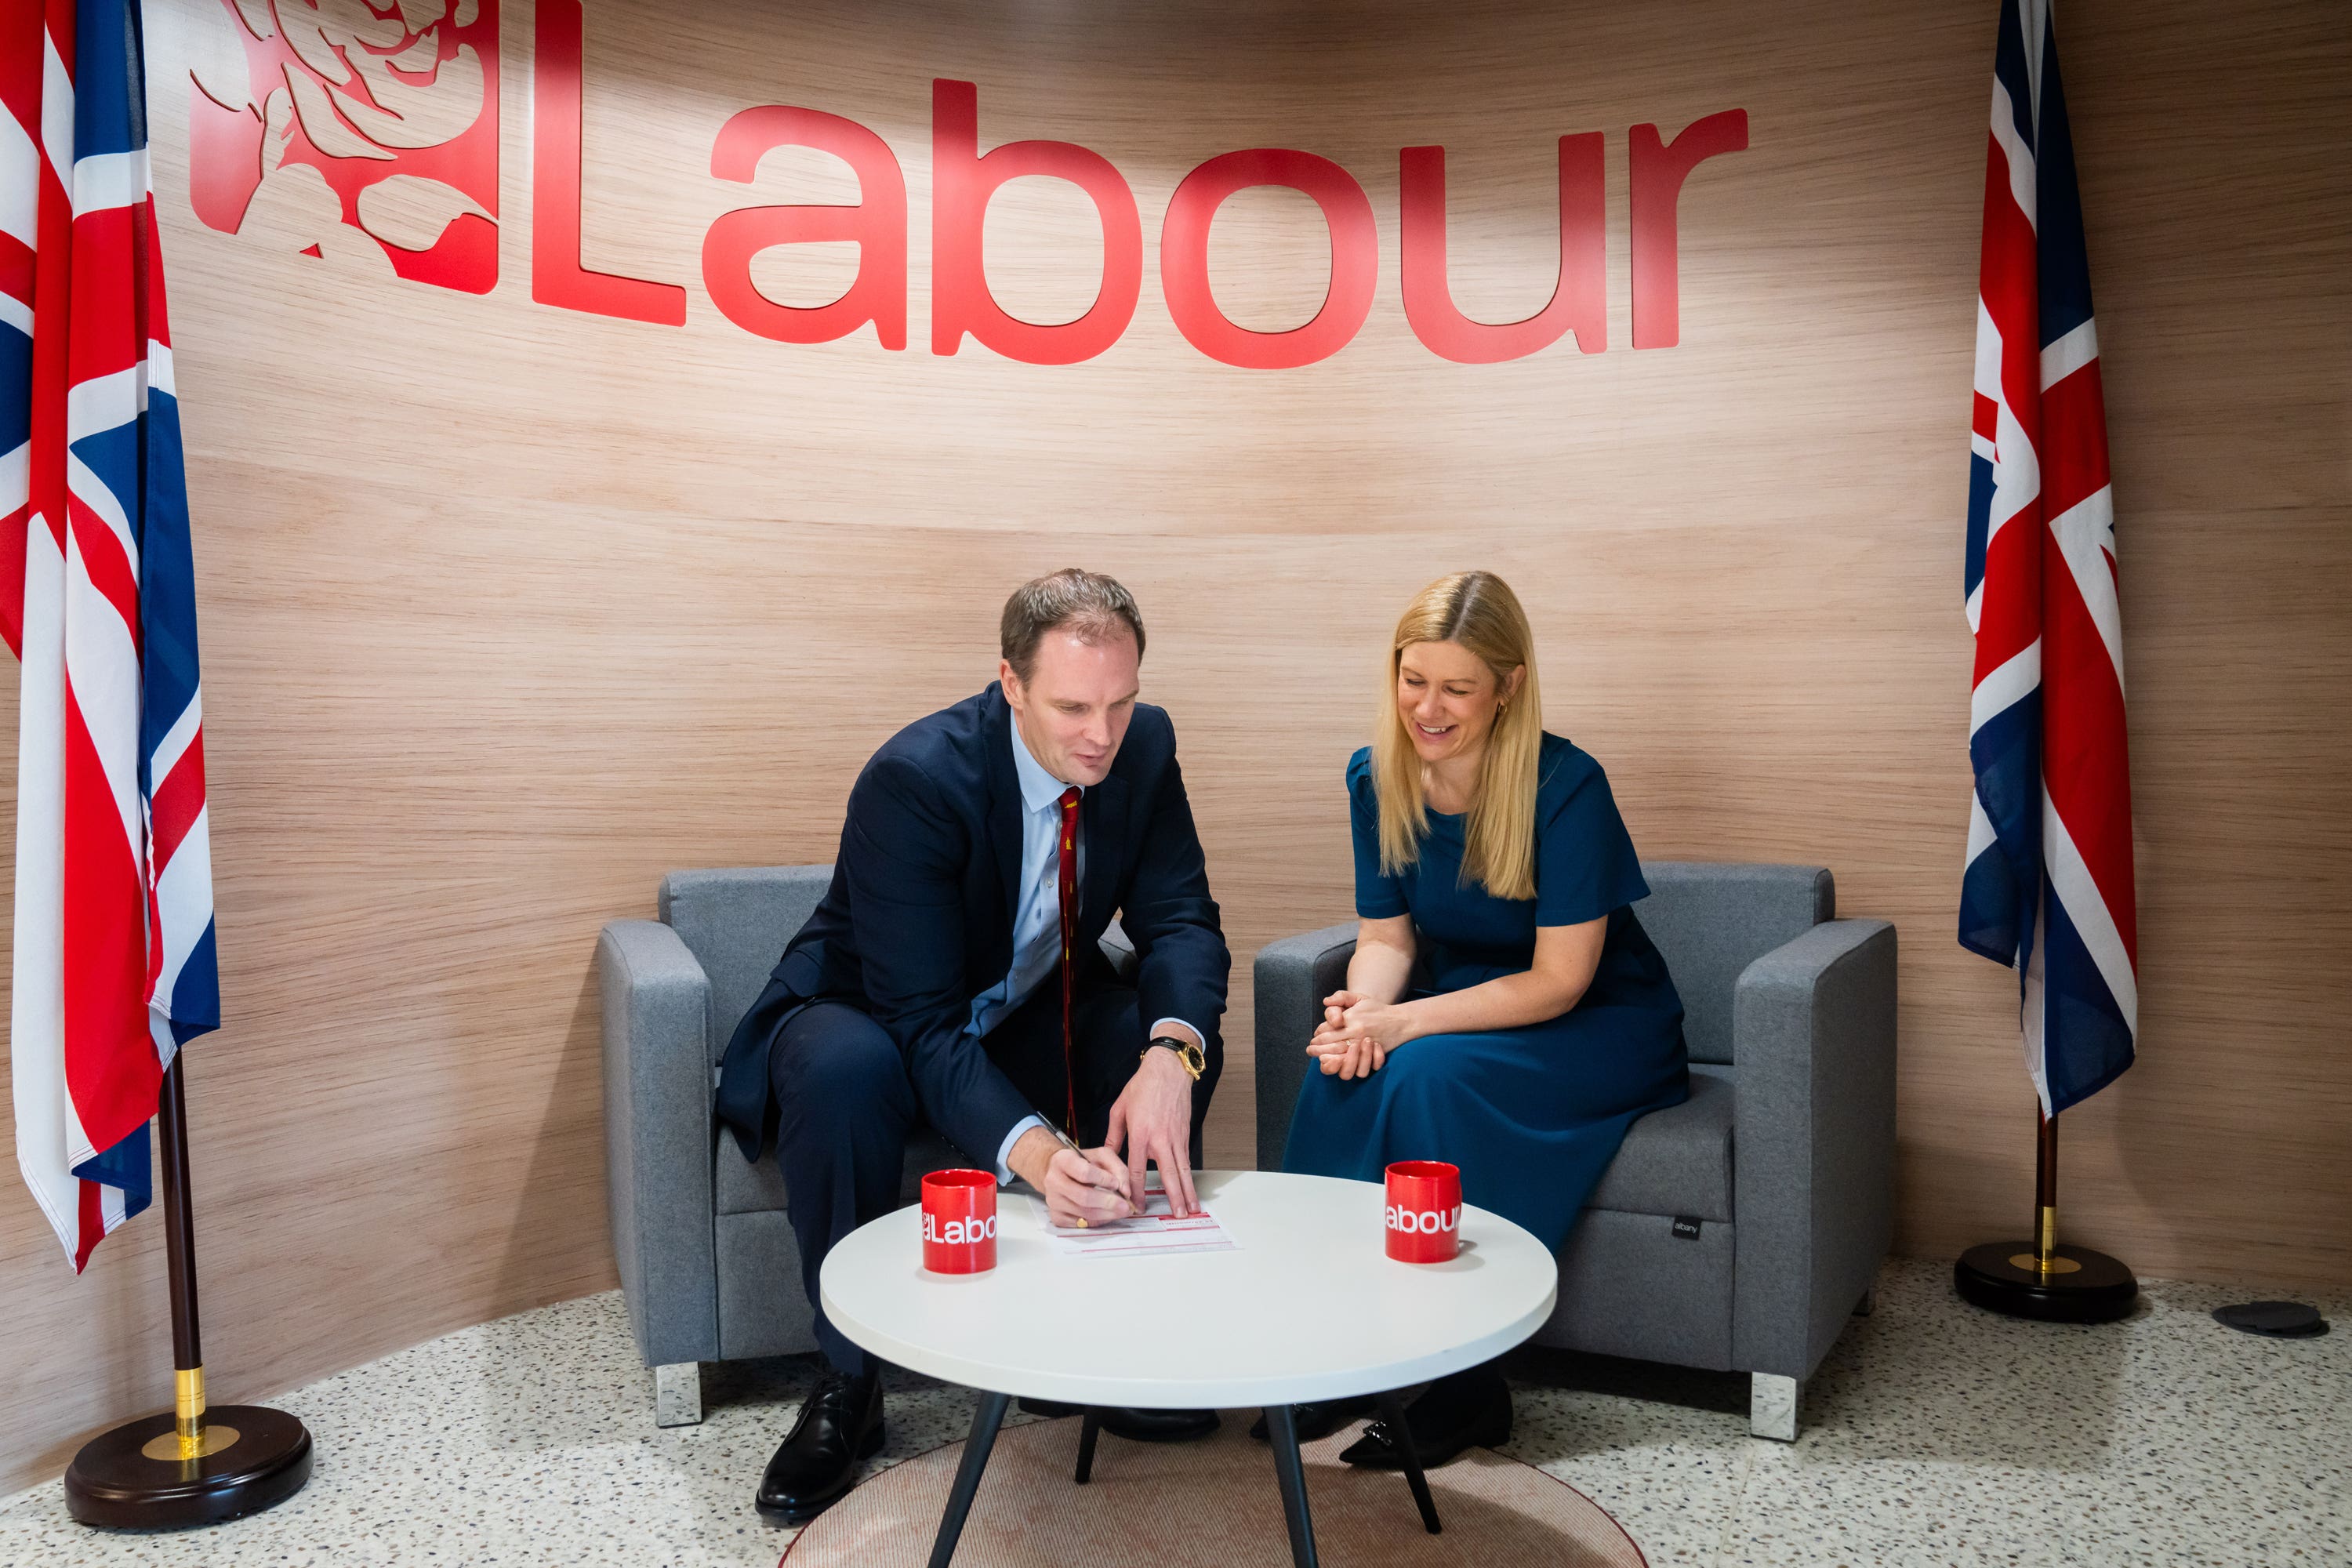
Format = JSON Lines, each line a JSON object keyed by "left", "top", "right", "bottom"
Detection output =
{"left": 2034, "top": 1102, "right": 2060, "bottom": 1273}
{"left": 61, "top": 1054, "right": 314, "bottom": 1528}
{"left": 1953, "top": 1104, "right": 2137, "bottom": 1322}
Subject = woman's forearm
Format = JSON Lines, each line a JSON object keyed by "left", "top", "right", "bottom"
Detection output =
{"left": 1399, "top": 967, "right": 1587, "bottom": 1040}
{"left": 1347, "top": 938, "right": 1417, "bottom": 1005}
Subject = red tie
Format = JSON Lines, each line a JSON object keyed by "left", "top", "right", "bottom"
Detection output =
{"left": 1057, "top": 786, "right": 1081, "bottom": 1138}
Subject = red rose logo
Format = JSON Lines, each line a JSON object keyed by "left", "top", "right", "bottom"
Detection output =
{"left": 187, "top": 0, "right": 499, "bottom": 293}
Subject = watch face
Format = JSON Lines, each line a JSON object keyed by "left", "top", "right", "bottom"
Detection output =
{"left": 1149, "top": 1038, "right": 1203, "bottom": 1076}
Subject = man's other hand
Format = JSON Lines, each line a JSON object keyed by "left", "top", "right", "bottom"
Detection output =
{"left": 1104, "top": 1044, "right": 1200, "bottom": 1218}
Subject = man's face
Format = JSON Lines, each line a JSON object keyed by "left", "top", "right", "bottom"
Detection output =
{"left": 1001, "top": 628, "right": 1141, "bottom": 788}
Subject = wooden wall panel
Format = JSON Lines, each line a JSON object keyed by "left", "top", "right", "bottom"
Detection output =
{"left": 0, "top": 0, "right": 2343, "bottom": 1493}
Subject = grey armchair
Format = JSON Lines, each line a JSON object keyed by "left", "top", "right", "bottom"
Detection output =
{"left": 597, "top": 864, "right": 1138, "bottom": 1426}
{"left": 1254, "top": 862, "right": 1896, "bottom": 1439}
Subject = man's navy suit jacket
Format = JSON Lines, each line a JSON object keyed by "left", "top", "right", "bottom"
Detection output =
{"left": 715, "top": 683, "right": 1229, "bottom": 1167}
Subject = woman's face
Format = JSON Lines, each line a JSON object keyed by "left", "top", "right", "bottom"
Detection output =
{"left": 1396, "top": 640, "right": 1511, "bottom": 767}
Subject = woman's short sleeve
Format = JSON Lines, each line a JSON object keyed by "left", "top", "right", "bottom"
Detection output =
{"left": 1347, "top": 750, "right": 1410, "bottom": 919}
{"left": 1534, "top": 753, "right": 1650, "bottom": 927}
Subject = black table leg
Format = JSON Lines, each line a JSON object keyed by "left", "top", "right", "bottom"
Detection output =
{"left": 1073, "top": 1408, "right": 1103, "bottom": 1484}
{"left": 1263, "top": 1404, "right": 1320, "bottom": 1568}
{"left": 1374, "top": 1390, "right": 1443, "bottom": 1534}
{"left": 927, "top": 1390, "right": 1011, "bottom": 1568}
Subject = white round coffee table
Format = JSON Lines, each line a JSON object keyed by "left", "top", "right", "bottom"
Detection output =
{"left": 819, "top": 1168, "right": 1558, "bottom": 1568}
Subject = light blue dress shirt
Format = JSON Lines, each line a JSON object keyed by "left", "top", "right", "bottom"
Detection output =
{"left": 980, "top": 719, "right": 1196, "bottom": 1179}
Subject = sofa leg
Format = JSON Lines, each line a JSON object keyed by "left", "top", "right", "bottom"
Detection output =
{"left": 1854, "top": 1285, "right": 1877, "bottom": 1318}
{"left": 1749, "top": 1373, "right": 1799, "bottom": 1442}
{"left": 655, "top": 1362, "right": 704, "bottom": 1428}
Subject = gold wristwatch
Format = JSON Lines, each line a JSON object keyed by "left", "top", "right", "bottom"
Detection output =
{"left": 1143, "top": 1035, "right": 1207, "bottom": 1081}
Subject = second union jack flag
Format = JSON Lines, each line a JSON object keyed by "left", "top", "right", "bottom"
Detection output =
{"left": 1961, "top": 0, "right": 2136, "bottom": 1115}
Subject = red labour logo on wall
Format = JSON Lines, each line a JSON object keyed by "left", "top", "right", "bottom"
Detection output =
{"left": 180, "top": 3, "right": 1748, "bottom": 361}
{"left": 187, "top": 0, "right": 500, "bottom": 294}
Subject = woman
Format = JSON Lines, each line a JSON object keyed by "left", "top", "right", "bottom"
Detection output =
{"left": 1276, "top": 569, "right": 1690, "bottom": 1470}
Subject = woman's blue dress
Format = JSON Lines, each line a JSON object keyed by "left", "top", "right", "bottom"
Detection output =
{"left": 1281, "top": 736, "right": 1689, "bottom": 1250}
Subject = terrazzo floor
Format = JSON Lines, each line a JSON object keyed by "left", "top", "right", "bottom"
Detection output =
{"left": 2, "top": 1260, "right": 2343, "bottom": 1566}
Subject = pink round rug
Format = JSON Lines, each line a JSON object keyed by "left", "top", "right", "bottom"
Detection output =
{"left": 782, "top": 1411, "right": 1646, "bottom": 1567}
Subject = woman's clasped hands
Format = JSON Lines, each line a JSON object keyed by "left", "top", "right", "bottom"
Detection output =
{"left": 1306, "top": 989, "right": 1419, "bottom": 1080}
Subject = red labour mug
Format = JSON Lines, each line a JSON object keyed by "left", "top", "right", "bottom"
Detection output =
{"left": 1385, "top": 1160, "right": 1464, "bottom": 1263}
{"left": 920, "top": 1169, "right": 999, "bottom": 1275}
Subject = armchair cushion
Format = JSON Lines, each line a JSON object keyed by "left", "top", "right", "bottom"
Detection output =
{"left": 716, "top": 1124, "right": 978, "bottom": 1215}
{"left": 1588, "top": 1065, "right": 1735, "bottom": 1221}
{"left": 714, "top": 1138, "right": 785, "bottom": 1216}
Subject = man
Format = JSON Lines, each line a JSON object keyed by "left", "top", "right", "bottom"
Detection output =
{"left": 715, "top": 568, "right": 1229, "bottom": 1523}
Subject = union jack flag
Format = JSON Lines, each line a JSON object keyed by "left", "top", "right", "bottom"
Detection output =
{"left": 1962, "top": 0, "right": 2136, "bottom": 1115}
{"left": 2, "top": 0, "right": 219, "bottom": 1270}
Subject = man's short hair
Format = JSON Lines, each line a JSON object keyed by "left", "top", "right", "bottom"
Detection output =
{"left": 1000, "top": 568, "right": 1146, "bottom": 682}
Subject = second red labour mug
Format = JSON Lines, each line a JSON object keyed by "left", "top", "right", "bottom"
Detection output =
{"left": 920, "top": 1168, "right": 998, "bottom": 1274}
{"left": 1385, "top": 1160, "right": 1463, "bottom": 1263}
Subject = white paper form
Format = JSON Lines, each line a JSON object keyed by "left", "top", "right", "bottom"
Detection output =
{"left": 1030, "top": 1188, "right": 1240, "bottom": 1259}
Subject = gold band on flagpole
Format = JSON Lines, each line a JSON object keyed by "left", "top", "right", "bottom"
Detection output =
{"left": 138, "top": 1365, "right": 244, "bottom": 1460}
{"left": 176, "top": 1366, "right": 206, "bottom": 1443}
{"left": 140, "top": 1363, "right": 243, "bottom": 1467}
{"left": 2009, "top": 1205, "right": 2082, "bottom": 1276}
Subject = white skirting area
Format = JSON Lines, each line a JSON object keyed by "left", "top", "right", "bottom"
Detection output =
{"left": 2, "top": 1260, "right": 2343, "bottom": 1566}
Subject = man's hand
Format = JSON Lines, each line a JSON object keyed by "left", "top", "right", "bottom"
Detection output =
{"left": 1103, "top": 1041, "right": 1201, "bottom": 1218}
{"left": 1008, "top": 1126, "right": 1134, "bottom": 1228}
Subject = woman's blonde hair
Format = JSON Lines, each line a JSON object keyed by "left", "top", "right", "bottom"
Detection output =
{"left": 1371, "top": 571, "right": 1544, "bottom": 901}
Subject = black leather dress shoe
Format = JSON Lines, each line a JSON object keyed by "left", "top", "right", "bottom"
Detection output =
{"left": 1095, "top": 1406, "right": 1220, "bottom": 1443}
{"left": 1248, "top": 1394, "right": 1374, "bottom": 1443}
{"left": 755, "top": 1369, "right": 884, "bottom": 1523}
{"left": 1339, "top": 1366, "right": 1511, "bottom": 1470}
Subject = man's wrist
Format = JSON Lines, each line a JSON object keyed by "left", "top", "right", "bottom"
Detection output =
{"left": 1007, "top": 1124, "right": 1062, "bottom": 1189}
{"left": 1136, "top": 1045, "right": 1190, "bottom": 1086}
{"left": 995, "top": 1113, "right": 1047, "bottom": 1182}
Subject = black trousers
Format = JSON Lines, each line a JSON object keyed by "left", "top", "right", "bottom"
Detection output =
{"left": 770, "top": 974, "right": 1218, "bottom": 1374}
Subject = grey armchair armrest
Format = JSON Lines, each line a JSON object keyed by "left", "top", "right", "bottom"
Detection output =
{"left": 598, "top": 919, "right": 720, "bottom": 1381}
{"left": 1253, "top": 924, "right": 1359, "bottom": 1169}
{"left": 1731, "top": 917, "right": 1899, "bottom": 1381}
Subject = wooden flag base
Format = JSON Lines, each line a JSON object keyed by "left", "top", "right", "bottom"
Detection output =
{"left": 64, "top": 1404, "right": 311, "bottom": 1528}
{"left": 1954, "top": 1105, "right": 2138, "bottom": 1325}
{"left": 64, "top": 1055, "right": 316, "bottom": 1529}
{"left": 1955, "top": 1240, "right": 2137, "bottom": 1323}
